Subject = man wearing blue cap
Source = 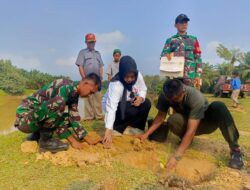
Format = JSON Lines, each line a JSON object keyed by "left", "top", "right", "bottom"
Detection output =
{"left": 161, "top": 14, "right": 203, "bottom": 89}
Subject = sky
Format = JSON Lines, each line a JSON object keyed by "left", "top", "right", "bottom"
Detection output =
{"left": 0, "top": 0, "right": 250, "bottom": 80}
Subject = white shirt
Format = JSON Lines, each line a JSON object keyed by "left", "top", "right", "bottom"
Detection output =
{"left": 106, "top": 61, "right": 119, "bottom": 77}
{"left": 102, "top": 72, "right": 147, "bottom": 130}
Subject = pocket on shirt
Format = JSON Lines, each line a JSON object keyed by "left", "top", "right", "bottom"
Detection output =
{"left": 84, "top": 54, "right": 92, "bottom": 60}
{"left": 185, "top": 46, "right": 194, "bottom": 51}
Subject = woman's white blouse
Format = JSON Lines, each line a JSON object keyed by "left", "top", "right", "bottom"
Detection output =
{"left": 102, "top": 72, "right": 147, "bottom": 130}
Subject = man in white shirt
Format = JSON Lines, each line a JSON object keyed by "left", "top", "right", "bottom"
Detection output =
{"left": 102, "top": 56, "right": 151, "bottom": 148}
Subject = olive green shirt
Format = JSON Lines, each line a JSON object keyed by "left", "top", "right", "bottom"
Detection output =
{"left": 156, "top": 85, "right": 208, "bottom": 119}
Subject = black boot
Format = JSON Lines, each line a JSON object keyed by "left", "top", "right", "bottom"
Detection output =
{"left": 39, "top": 131, "right": 69, "bottom": 153}
{"left": 229, "top": 149, "right": 244, "bottom": 170}
{"left": 26, "top": 132, "right": 40, "bottom": 141}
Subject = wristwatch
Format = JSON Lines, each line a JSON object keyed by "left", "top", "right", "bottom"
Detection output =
{"left": 174, "top": 155, "right": 182, "bottom": 161}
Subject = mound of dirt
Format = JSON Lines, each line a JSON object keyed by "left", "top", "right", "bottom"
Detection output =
{"left": 33, "top": 133, "right": 219, "bottom": 186}
{"left": 19, "top": 129, "right": 250, "bottom": 189}
{"left": 21, "top": 141, "right": 38, "bottom": 153}
{"left": 175, "top": 158, "right": 217, "bottom": 184}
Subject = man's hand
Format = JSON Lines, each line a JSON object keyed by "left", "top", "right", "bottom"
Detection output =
{"left": 165, "top": 119, "right": 200, "bottom": 172}
{"left": 166, "top": 53, "right": 174, "bottom": 61}
{"left": 84, "top": 134, "right": 101, "bottom": 145}
{"left": 71, "top": 141, "right": 87, "bottom": 149}
{"left": 132, "top": 96, "right": 144, "bottom": 107}
{"left": 102, "top": 129, "right": 112, "bottom": 148}
{"left": 79, "top": 65, "right": 86, "bottom": 79}
{"left": 67, "top": 135, "right": 86, "bottom": 149}
{"left": 194, "top": 78, "right": 201, "bottom": 89}
{"left": 166, "top": 156, "right": 178, "bottom": 172}
{"left": 136, "top": 133, "right": 149, "bottom": 142}
{"left": 67, "top": 135, "right": 87, "bottom": 149}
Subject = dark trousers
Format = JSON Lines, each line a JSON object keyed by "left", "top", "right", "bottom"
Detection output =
{"left": 113, "top": 98, "right": 151, "bottom": 133}
{"left": 167, "top": 101, "right": 240, "bottom": 149}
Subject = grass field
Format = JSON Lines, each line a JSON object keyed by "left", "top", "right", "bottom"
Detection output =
{"left": 0, "top": 89, "right": 35, "bottom": 131}
{"left": 0, "top": 93, "right": 249, "bottom": 190}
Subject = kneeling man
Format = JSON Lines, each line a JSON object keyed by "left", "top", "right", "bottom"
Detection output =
{"left": 138, "top": 79, "right": 244, "bottom": 170}
{"left": 15, "top": 73, "right": 101, "bottom": 152}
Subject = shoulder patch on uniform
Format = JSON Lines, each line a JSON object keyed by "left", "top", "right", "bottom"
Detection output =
{"left": 165, "top": 38, "right": 172, "bottom": 43}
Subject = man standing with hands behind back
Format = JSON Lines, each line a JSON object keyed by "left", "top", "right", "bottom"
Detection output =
{"left": 75, "top": 33, "right": 104, "bottom": 120}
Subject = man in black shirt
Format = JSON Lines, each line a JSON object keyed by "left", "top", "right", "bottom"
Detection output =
{"left": 137, "top": 79, "right": 244, "bottom": 171}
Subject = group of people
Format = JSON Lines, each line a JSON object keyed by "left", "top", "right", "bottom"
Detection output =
{"left": 15, "top": 14, "right": 244, "bottom": 171}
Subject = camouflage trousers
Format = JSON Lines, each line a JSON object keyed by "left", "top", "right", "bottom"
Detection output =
{"left": 15, "top": 96, "right": 72, "bottom": 138}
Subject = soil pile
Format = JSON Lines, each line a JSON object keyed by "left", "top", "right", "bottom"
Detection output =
{"left": 32, "top": 132, "right": 219, "bottom": 186}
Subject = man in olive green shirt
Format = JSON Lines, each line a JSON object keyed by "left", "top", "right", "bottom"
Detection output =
{"left": 137, "top": 79, "right": 243, "bottom": 171}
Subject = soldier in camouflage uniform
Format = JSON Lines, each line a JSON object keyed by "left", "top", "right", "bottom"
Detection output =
{"left": 161, "top": 14, "right": 203, "bottom": 89}
{"left": 15, "top": 73, "right": 101, "bottom": 152}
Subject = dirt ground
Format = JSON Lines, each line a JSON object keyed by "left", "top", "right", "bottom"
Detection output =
{"left": 22, "top": 130, "right": 250, "bottom": 190}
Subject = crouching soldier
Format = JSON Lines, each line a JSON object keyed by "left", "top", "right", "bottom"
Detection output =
{"left": 15, "top": 73, "right": 101, "bottom": 153}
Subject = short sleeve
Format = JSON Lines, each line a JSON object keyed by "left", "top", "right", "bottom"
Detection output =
{"left": 161, "top": 38, "right": 172, "bottom": 56}
{"left": 156, "top": 93, "right": 170, "bottom": 113}
{"left": 97, "top": 52, "right": 104, "bottom": 66}
{"left": 187, "top": 90, "right": 206, "bottom": 120}
{"left": 75, "top": 50, "right": 85, "bottom": 67}
{"left": 106, "top": 64, "right": 112, "bottom": 75}
{"left": 137, "top": 72, "right": 147, "bottom": 100}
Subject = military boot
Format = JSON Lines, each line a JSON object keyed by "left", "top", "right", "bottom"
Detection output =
{"left": 26, "top": 132, "right": 40, "bottom": 141}
{"left": 39, "top": 131, "right": 69, "bottom": 153}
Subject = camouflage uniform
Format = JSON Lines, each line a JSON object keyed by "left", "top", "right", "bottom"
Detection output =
{"left": 161, "top": 34, "right": 203, "bottom": 86}
{"left": 15, "top": 79, "right": 87, "bottom": 140}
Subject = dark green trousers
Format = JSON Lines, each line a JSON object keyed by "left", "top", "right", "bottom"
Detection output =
{"left": 167, "top": 101, "right": 240, "bottom": 149}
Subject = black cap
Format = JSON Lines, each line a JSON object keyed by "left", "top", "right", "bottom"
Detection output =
{"left": 175, "top": 14, "right": 190, "bottom": 24}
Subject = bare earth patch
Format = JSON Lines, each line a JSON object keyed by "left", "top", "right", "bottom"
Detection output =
{"left": 20, "top": 131, "right": 250, "bottom": 190}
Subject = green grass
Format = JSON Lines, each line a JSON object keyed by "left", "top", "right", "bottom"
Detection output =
{"left": 0, "top": 132, "right": 157, "bottom": 190}
{"left": 0, "top": 94, "right": 249, "bottom": 189}
{"left": 0, "top": 96, "right": 22, "bottom": 131}
{"left": 0, "top": 89, "right": 36, "bottom": 131}
{"left": 206, "top": 95, "right": 250, "bottom": 132}
{"left": 0, "top": 89, "right": 8, "bottom": 96}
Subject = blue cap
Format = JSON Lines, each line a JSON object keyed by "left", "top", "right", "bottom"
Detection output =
{"left": 175, "top": 14, "right": 190, "bottom": 24}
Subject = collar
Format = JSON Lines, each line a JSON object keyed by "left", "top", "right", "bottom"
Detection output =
{"left": 86, "top": 48, "right": 96, "bottom": 52}
{"left": 175, "top": 33, "right": 188, "bottom": 38}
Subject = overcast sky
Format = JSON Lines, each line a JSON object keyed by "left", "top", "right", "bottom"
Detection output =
{"left": 1, "top": 0, "right": 250, "bottom": 80}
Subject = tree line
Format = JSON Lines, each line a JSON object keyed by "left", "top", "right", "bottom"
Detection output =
{"left": 0, "top": 59, "right": 68, "bottom": 95}
{"left": 1, "top": 44, "right": 249, "bottom": 95}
